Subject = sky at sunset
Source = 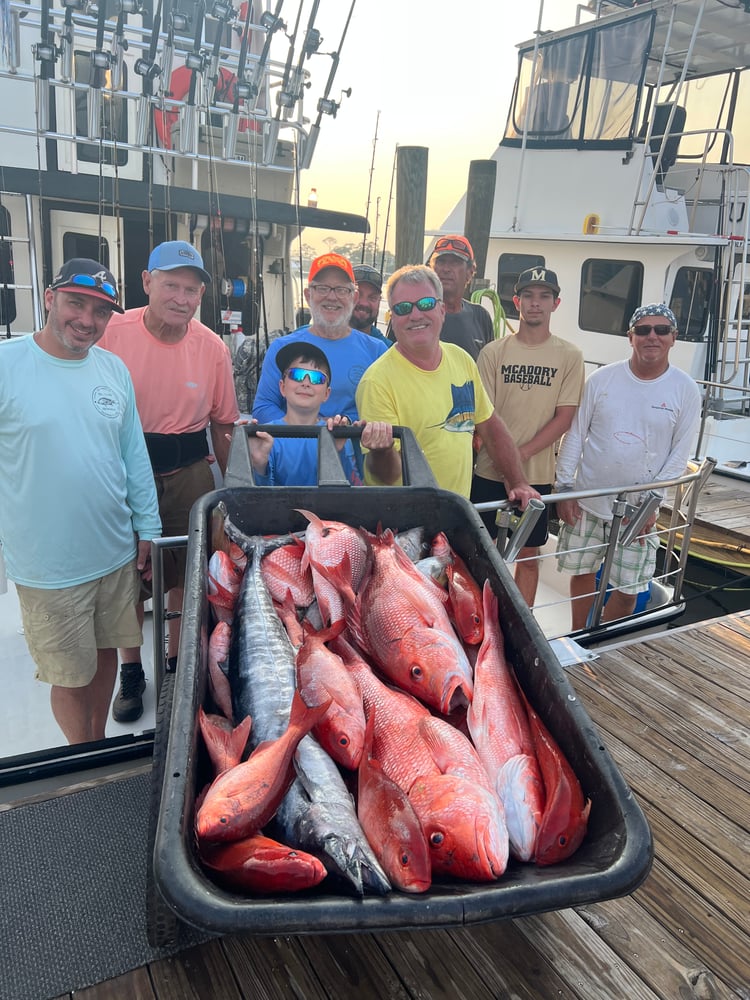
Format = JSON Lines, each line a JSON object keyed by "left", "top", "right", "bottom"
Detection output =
{"left": 292, "top": 1, "right": 584, "bottom": 253}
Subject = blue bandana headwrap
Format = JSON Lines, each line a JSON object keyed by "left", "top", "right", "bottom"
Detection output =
{"left": 628, "top": 303, "right": 677, "bottom": 329}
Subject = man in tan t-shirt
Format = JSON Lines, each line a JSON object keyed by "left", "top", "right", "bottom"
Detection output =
{"left": 471, "top": 267, "right": 584, "bottom": 605}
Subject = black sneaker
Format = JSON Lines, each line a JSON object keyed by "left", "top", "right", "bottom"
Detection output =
{"left": 112, "top": 662, "right": 146, "bottom": 723}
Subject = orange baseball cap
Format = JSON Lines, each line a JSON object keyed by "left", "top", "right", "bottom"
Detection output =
{"left": 308, "top": 252, "right": 355, "bottom": 284}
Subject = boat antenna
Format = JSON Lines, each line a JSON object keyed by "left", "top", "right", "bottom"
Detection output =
{"left": 361, "top": 109, "right": 380, "bottom": 263}
{"left": 299, "top": 0, "right": 356, "bottom": 170}
{"left": 379, "top": 141, "right": 397, "bottom": 275}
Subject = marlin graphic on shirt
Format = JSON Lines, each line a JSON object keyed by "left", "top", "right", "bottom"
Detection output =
{"left": 429, "top": 381, "right": 477, "bottom": 433}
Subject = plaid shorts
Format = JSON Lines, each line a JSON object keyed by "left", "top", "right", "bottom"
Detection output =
{"left": 556, "top": 511, "right": 659, "bottom": 595}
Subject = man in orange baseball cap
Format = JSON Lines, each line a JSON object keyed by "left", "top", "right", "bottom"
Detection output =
{"left": 429, "top": 234, "right": 494, "bottom": 360}
{"left": 252, "top": 252, "right": 389, "bottom": 431}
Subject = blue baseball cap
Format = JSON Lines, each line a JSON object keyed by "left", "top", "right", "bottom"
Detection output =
{"left": 147, "top": 241, "right": 211, "bottom": 284}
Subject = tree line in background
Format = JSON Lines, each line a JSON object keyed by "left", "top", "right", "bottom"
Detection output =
{"left": 293, "top": 240, "right": 397, "bottom": 279}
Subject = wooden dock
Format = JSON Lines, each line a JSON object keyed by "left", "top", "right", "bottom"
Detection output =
{"left": 64, "top": 611, "right": 750, "bottom": 1000}
{"left": 663, "top": 470, "right": 750, "bottom": 570}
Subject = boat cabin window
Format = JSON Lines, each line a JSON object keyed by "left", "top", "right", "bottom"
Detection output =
{"left": 496, "top": 253, "right": 546, "bottom": 320}
{"left": 579, "top": 258, "right": 643, "bottom": 336}
{"left": 73, "top": 53, "right": 129, "bottom": 167}
{"left": 62, "top": 232, "right": 111, "bottom": 269}
{"left": 504, "top": 12, "right": 652, "bottom": 148}
{"left": 0, "top": 207, "right": 16, "bottom": 327}
{"left": 669, "top": 267, "right": 713, "bottom": 343}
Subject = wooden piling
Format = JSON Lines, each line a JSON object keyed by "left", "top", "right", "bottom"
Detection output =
{"left": 464, "top": 159, "right": 497, "bottom": 280}
{"left": 395, "top": 146, "right": 428, "bottom": 269}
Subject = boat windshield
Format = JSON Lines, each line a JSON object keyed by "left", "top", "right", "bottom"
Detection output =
{"left": 504, "top": 12, "right": 653, "bottom": 146}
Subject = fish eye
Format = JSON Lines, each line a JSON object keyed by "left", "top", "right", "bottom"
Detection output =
{"left": 400, "top": 852, "right": 411, "bottom": 866}
{"left": 338, "top": 735, "right": 349, "bottom": 747}
{"left": 558, "top": 834, "right": 568, "bottom": 846}
{"left": 410, "top": 664, "right": 423, "bottom": 680}
{"left": 429, "top": 831, "right": 444, "bottom": 847}
{"left": 472, "top": 614, "right": 481, "bottom": 626}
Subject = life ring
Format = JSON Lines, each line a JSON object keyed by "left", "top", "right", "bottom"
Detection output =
{"left": 154, "top": 64, "right": 261, "bottom": 150}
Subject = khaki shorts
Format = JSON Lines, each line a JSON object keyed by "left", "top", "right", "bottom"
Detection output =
{"left": 16, "top": 561, "right": 141, "bottom": 687}
{"left": 151, "top": 459, "right": 215, "bottom": 595}
{"left": 556, "top": 511, "right": 660, "bottom": 596}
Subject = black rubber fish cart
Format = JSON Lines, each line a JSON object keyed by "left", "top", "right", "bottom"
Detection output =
{"left": 147, "top": 426, "right": 652, "bottom": 947}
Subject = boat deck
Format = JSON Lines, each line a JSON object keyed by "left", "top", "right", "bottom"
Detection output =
{"left": 64, "top": 611, "right": 750, "bottom": 1000}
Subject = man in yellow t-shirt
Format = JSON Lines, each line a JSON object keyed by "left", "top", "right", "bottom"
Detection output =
{"left": 356, "top": 265, "right": 538, "bottom": 508}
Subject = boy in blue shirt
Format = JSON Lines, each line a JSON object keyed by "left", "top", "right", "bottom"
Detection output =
{"left": 249, "top": 342, "right": 391, "bottom": 485}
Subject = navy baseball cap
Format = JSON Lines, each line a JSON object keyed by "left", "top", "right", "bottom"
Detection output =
{"left": 147, "top": 241, "right": 211, "bottom": 284}
{"left": 49, "top": 258, "right": 124, "bottom": 312}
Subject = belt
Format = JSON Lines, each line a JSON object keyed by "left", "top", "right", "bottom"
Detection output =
{"left": 144, "top": 430, "right": 209, "bottom": 475}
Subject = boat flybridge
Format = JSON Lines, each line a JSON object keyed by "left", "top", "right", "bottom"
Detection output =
{"left": 439, "top": 0, "right": 750, "bottom": 478}
{"left": 0, "top": 0, "right": 364, "bottom": 338}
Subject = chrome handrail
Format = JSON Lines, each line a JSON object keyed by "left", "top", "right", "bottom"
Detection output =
{"left": 475, "top": 456, "right": 717, "bottom": 635}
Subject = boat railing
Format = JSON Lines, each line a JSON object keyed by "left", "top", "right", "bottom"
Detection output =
{"left": 475, "top": 456, "right": 717, "bottom": 638}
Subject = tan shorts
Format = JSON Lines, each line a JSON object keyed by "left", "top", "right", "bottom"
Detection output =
{"left": 151, "top": 459, "right": 215, "bottom": 595}
{"left": 556, "top": 512, "right": 660, "bottom": 596}
{"left": 16, "top": 561, "right": 141, "bottom": 687}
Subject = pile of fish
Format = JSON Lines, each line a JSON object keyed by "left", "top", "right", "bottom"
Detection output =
{"left": 194, "top": 503, "right": 591, "bottom": 897}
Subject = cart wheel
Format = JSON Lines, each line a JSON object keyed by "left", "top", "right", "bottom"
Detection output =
{"left": 146, "top": 669, "right": 179, "bottom": 948}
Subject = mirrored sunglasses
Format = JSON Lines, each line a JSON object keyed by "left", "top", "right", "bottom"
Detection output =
{"left": 284, "top": 366, "right": 329, "bottom": 386}
{"left": 632, "top": 324, "right": 674, "bottom": 336}
{"left": 391, "top": 296, "right": 440, "bottom": 317}
{"left": 51, "top": 272, "right": 118, "bottom": 300}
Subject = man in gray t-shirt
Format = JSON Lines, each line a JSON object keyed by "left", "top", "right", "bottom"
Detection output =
{"left": 429, "top": 234, "right": 494, "bottom": 360}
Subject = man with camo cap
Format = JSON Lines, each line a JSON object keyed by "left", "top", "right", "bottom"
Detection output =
{"left": 554, "top": 303, "right": 701, "bottom": 630}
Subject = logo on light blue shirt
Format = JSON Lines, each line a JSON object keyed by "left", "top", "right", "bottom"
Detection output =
{"left": 92, "top": 385, "right": 121, "bottom": 419}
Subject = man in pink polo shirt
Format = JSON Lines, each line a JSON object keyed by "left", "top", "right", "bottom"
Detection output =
{"left": 100, "top": 241, "right": 239, "bottom": 723}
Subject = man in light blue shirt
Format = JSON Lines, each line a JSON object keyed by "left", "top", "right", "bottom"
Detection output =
{"left": 0, "top": 258, "right": 161, "bottom": 744}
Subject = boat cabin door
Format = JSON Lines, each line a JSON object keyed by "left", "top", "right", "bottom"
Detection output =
{"left": 48, "top": 210, "right": 123, "bottom": 301}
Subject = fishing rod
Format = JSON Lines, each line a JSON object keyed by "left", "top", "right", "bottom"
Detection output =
{"left": 134, "top": 0, "right": 163, "bottom": 145}
{"left": 299, "top": 0, "right": 355, "bottom": 170}
{"left": 225, "top": 0, "right": 286, "bottom": 158}
{"left": 246, "top": 0, "right": 285, "bottom": 111}
{"left": 33, "top": 0, "right": 57, "bottom": 131}
{"left": 264, "top": 0, "right": 321, "bottom": 165}
{"left": 379, "top": 142, "right": 397, "bottom": 275}
{"left": 206, "top": 0, "right": 237, "bottom": 106}
{"left": 360, "top": 108, "right": 379, "bottom": 263}
{"left": 180, "top": 0, "right": 208, "bottom": 155}
{"left": 86, "top": 0, "right": 112, "bottom": 139}
{"left": 111, "top": 0, "right": 141, "bottom": 93}
{"left": 59, "top": 0, "right": 89, "bottom": 85}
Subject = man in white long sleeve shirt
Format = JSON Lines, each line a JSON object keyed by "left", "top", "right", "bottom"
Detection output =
{"left": 555, "top": 303, "right": 701, "bottom": 630}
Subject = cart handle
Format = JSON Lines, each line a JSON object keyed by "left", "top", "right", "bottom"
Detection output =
{"left": 224, "top": 423, "right": 439, "bottom": 490}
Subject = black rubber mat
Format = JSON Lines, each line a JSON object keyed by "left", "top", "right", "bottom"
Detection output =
{"left": 0, "top": 769, "right": 209, "bottom": 1000}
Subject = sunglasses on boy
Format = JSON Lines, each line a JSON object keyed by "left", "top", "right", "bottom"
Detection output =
{"left": 284, "top": 366, "right": 329, "bottom": 386}
{"left": 631, "top": 324, "right": 674, "bottom": 336}
{"left": 391, "top": 296, "right": 441, "bottom": 317}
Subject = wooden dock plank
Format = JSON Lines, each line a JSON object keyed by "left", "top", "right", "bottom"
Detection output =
{"left": 575, "top": 896, "right": 741, "bottom": 1000}
{"left": 146, "top": 939, "right": 244, "bottom": 1000}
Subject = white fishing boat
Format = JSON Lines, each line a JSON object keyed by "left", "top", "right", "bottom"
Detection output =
{"left": 0, "top": 0, "right": 363, "bottom": 778}
{"left": 438, "top": 0, "right": 750, "bottom": 481}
